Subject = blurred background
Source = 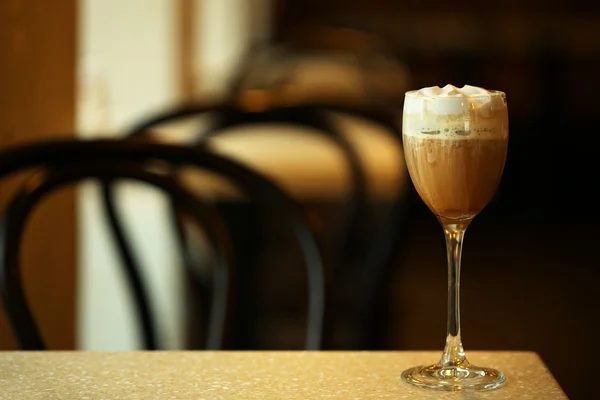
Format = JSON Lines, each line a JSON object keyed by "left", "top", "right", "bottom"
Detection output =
{"left": 1, "top": 1, "right": 599, "bottom": 398}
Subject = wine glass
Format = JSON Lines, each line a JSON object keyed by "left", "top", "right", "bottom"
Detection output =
{"left": 400, "top": 85, "right": 509, "bottom": 390}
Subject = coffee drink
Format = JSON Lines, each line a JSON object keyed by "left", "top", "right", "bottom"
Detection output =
{"left": 403, "top": 85, "right": 508, "bottom": 220}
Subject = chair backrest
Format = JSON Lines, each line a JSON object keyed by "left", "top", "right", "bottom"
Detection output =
{"left": 113, "top": 99, "right": 410, "bottom": 349}
{"left": 122, "top": 103, "right": 366, "bottom": 255}
{"left": 0, "top": 139, "right": 325, "bottom": 350}
{"left": 122, "top": 102, "right": 368, "bottom": 243}
{"left": 99, "top": 102, "right": 369, "bottom": 349}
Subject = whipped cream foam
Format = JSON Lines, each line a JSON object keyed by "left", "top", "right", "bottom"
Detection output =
{"left": 403, "top": 84, "right": 508, "bottom": 139}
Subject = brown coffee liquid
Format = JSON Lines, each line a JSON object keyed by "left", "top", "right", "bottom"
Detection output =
{"left": 403, "top": 135, "right": 508, "bottom": 220}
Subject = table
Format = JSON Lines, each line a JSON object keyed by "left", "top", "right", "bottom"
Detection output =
{"left": 0, "top": 351, "right": 566, "bottom": 399}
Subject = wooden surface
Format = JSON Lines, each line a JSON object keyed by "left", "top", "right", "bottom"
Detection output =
{"left": 0, "top": 351, "right": 566, "bottom": 399}
{"left": 0, "top": 0, "right": 77, "bottom": 350}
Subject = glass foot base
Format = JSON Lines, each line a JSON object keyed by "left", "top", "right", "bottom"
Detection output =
{"left": 401, "top": 363, "right": 506, "bottom": 391}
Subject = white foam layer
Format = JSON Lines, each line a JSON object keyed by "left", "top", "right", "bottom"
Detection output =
{"left": 403, "top": 84, "right": 508, "bottom": 140}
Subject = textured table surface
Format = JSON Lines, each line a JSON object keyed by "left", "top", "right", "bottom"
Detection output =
{"left": 0, "top": 351, "right": 566, "bottom": 399}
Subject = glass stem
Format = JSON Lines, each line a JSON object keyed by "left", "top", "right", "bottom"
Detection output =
{"left": 439, "top": 218, "right": 471, "bottom": 368}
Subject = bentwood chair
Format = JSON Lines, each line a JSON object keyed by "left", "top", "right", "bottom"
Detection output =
{"left": 102, "top": 100, "right": 408, "bottom": 349}
{"left": 0, "top": 138, "right": 325, "bottom": 350}
{"left": 98, "top": 101, "right": 366, "bottom": 349}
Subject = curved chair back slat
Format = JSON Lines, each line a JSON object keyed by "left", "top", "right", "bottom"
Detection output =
{"left": 0, "top": 139, "right": 325, "bottom": 350}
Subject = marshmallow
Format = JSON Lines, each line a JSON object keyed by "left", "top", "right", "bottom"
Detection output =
{"left": 403, "top": 84, "right": 508, "bottom": 140}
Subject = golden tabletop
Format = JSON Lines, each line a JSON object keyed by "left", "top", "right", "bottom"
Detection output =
{"left": 0, "top": 351, "right": 566, "bottom": 399}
